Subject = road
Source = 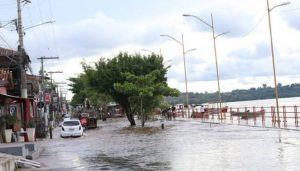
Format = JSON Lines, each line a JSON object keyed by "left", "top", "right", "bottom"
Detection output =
{"left": 37, "top": 118, "right": 300, "bottom": 170}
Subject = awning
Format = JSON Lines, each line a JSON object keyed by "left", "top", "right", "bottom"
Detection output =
{"left": 0, "top": 93, "right": 34, "bottom": 122}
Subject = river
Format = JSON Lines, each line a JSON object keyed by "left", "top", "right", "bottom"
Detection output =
{"left": 225, "top": 97, "right": 300, "bottom": 108}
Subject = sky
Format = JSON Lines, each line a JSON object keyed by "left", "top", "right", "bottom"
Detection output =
{"left": 1, "top": 0, "right": 300, "bottom": 100}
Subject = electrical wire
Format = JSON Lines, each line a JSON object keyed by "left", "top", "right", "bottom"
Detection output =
{"left": 240, "top": 11, "right": 267, "bottom": 38}
{"left": 0, "top": 31, "right": 12, "bottom": 49}
{"left": 48, "top": 0, "right": 59, "bottom": 56}
{"left": 26, "top": 6, "right": 43, "bottom": 56}
{"left": 0, "top": 31, "right": 17, "bottom": 68}
{"left": 36, "top": 0, "right": 53, "bottom": 56}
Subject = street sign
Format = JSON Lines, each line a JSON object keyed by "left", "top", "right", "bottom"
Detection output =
{"left": 45, "top": 93, "right": 51, "bottom": 103}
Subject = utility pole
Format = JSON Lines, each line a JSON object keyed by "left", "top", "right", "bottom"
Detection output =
{"left": 48, "top": 71, "right": 63, "bottom": 89}
{"left": 37, "top": 56, "right": 59, "bottom": 90}
{"left": 17, "top": 0, "right": 31, "bottom": 98}
{"left": 37, "top": 56, "right": 59, "bottom": 137}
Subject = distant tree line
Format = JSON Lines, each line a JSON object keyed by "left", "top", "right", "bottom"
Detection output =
{"left": 165, "top": 83, "right": 300, "bottom": 105}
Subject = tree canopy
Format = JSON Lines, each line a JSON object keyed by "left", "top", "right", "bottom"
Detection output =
{"left": 69, "top": 52, "right": 179, "bottom": 126}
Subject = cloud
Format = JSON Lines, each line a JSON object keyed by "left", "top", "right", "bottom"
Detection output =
{"left": 283, "top": 10, "right": 300, "bottom": 30}
{"left": 24, "top": 11, "right": 180, "bottom": 62}
{"left": 280, "top": 0, "right": 300, "bottom": 30}
{"left": 229, "top": 42, "right": 270, "bottom": 59}
{"left": 3, "top": 0, "right": 300, "bottom": 97}
{"left": 183, "top": 4, "right": 262, "bottom": 38}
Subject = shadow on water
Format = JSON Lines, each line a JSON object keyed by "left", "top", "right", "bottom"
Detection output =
{"left": 118, "top": 126, "right": 167, "bottom": 135}
{"left": 84, "top": 153, "right": 171, "bottom": 170}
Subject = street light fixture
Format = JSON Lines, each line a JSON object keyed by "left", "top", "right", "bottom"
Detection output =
{"left": 269, "top": 1, "right": 291, "bottom": 11}
{"left": 160, "top": 34, "right": 196, "bottom": 117}
{"left": 183, "top": 13, "right": 229, "bottom": 119}
{"left": 267, "top": 0, "right": 290, "bottom": 128}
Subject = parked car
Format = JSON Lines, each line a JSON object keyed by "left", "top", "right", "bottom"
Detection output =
{"left": 63, "top": 114, "right": 71, "bottom": 119}
{"left": 79, "top": 113, "right": 97, "bottom": 129}
{"left": 60, "top": 119, "right": 83, "bottom": 138}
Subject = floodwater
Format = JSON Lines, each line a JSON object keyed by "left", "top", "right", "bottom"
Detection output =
{"left": 37, "top": 117, "right": 300, "bottom": 170}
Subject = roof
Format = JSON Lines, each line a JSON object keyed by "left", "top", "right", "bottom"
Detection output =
{"left": 26, "top": 74, "right": 43, "bottom": 82}
{"left": 0, "top": 93, "right": 33, "bottom": 101}
{"left": 0, "top": 47, "right": 18, "bottom": 56}
{"left": 0, "top": 47, "right": 30, "bottom": 68}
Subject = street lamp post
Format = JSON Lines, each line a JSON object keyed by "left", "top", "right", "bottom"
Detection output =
{"left": 160, "top": 34, "right": 196, "bottom": 117}
{"left": 183, "top": 13, "right": 229, "bottom": 119}
{"left": 266, "top": 0, "right": 291, "bottom": 128}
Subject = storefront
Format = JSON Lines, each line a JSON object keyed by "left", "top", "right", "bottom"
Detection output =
{"left": 0, "top": 93, "right": 35, "bottom": 143}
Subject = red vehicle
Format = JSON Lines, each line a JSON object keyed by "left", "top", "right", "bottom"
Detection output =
{"left": 79, "top": 113, "right": 97, "bottom": 129}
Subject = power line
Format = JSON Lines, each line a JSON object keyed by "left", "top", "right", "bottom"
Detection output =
{"left": 240, "top": 11, "right": 267, "bottom": 38}
{"left": 26, "top": 7, "right": 43, "bottom": 55}
{"left": 0, "top": 31, "right": 12, "bottom": 48}
{"left": 48, "top": 0, "right": 59, "bottom": 56}
{"left": 36, "top": 0, "right": 53, "bottom": 56}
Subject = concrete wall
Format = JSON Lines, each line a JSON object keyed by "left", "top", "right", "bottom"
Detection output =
{"left": 0, "top": 156, "right": 15, "bottom": 171}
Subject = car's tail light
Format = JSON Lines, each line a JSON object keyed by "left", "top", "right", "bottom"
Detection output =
{"left": 79, "top": 126, "right": 81, "bottom": 130}
{"left": 62, "top": 127, "right": 65, "bottom": 131}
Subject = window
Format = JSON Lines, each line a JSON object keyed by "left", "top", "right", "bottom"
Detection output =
{"left": 63, "top": 121, "right": 80, "bottom": 126}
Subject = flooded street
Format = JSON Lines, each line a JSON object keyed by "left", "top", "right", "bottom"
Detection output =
{"left": 37, "top": 118, "right": 300, "bottom": 170}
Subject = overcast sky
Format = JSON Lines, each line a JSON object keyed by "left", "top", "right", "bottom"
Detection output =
{"left": 1, "top": 0, "right": 300, "bottom": 99}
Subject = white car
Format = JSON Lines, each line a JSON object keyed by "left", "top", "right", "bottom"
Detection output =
{"left": 60, "top": 119, "right": 83, "bottom": 138}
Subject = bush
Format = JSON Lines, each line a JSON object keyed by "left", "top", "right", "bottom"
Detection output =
{"left": 26, "top": 120, "right": 36, "bottom": 128}
{"left": 0, "top": 115, "right": 17, "bottom": 129}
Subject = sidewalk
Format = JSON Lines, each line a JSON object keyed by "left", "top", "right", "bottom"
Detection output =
{"left": 0, "top": 153, "right": 15, "bottom": 171}
{"left": 0, "top": 138, "right": 49, "bottom": 171}
{"left": 0, "top": 141, "right": 44, "bottom": 160}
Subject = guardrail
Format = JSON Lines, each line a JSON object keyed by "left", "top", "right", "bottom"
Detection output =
{"left": 171, "top": 106, "right": 300, "bottom": 130}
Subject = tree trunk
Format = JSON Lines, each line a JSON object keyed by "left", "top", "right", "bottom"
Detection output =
{"left": 125, "top": 108, "right": 136, "bottom": 126}
{"left": 126, "top": 113, "right": 136, "bottom": 126}
{"left": 142, "top": 114, "right": 145, "bottom": 127}
{"left": 0, "top": 122, "right": 6, "bottom": 143}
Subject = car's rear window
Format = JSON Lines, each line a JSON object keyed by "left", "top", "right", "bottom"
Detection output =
{"left": 63, "top": 121, "right": 80, "bottom": 126}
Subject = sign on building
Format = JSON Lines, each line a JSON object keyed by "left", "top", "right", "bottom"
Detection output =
{"left": 45, "top": 93, "right": 51, "bottom": 103}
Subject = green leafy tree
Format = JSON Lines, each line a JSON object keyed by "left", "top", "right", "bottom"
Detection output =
{"left": 68, "top": 68, "right": 111, "bottom": 108}
{"left": 69, "top": 74, "right": 89, "bottom": 106}
{"left": 77, "top": 52, "right": 179, "bottom": 126}
{"left": 114, "top": 70, "right": 179, "bottom": 127}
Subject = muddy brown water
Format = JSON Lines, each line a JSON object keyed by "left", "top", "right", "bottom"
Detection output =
{"left": 37, "top": 118, "right": 300, "bottom": 170}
